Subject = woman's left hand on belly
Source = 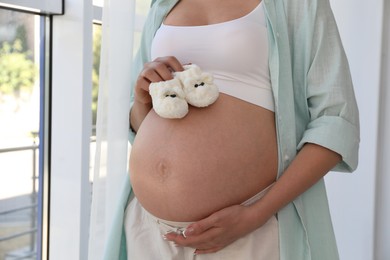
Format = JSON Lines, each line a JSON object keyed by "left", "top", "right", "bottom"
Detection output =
{"left": 163, "top": 204, "right": 265, "bottom": 254}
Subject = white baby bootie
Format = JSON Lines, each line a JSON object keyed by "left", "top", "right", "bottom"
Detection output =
{"left": 149, "top": 77, "right": 189, "bottom": 119}
{"left": 175, "top": 64, "right": 219, "bottom": 108}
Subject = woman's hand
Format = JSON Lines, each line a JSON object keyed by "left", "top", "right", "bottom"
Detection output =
{"left": 134, "top": 56, "right": 184, "bottom": 105}
{"left": 130, "top": 56, "right": 184, "bottom": 132}
{"left": 164, "top": 204, "right": 265, "bottom": 255}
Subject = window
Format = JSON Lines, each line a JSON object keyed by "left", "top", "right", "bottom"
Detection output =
{"left": 0, "top": 8, "right": 50, "bottom": 260}
{"left": 0, "top": 0, "right": 153, "bottom": 259}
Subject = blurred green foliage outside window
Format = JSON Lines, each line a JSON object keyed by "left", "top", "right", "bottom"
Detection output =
{"left": 0, "top": 32, "right": 37, "bottom": 101}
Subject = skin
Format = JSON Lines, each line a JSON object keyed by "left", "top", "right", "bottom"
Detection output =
{"left": 130, "top": 0, "right": 342, "bottom": 255}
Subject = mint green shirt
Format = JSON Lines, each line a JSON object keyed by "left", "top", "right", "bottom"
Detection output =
{"left": 103, "top": 0, "right": 360, "bottom": 259}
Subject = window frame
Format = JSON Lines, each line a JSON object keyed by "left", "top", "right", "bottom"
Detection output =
{"left": 0, "top": 0, "right": 63, "bottom": 15}
{"left": 37, "top": 15, "right": 51, "bottom": 260}
{"left": 49, "top": 0, "right": 92, "bottom": 258}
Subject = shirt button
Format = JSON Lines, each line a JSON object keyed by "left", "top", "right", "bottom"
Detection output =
{"left": 276, "top": 32, "right": 280, "bottom": 38}
{"left": 284, "top": 155, "right": 290, "bottom": 162}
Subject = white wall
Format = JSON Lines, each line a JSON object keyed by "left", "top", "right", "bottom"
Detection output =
{"left": 325, "top": 0, "right": 388, "bottom": 259}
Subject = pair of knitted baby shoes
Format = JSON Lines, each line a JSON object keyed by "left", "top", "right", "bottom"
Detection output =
{"left": 149, "top": 64, "right": 219, "bottom": 119}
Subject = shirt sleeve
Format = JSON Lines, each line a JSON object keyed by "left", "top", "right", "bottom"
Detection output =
{"left": 296, "top": 0, "right": 360, "bottom": 172}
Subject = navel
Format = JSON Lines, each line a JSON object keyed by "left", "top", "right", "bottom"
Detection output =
{"left": 154, "top": 159, "right": 172, "bottom": 183}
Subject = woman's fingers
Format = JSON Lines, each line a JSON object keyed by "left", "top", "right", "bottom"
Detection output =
{"left": 183, "top": 214, "right": 219, "bottom": 237}
{"left": 140, "top": 65, "right": 164, "bottom": 83}
{"left": 142, "top": 56, "right": 184, "bottom": 83}
{"left": 154, "top": 56, "right": 184, "bottom": 73}
{"left": 135, "top": 56, "right": 184, "bottom": 104}
{"left": 142, "top": 61, "right": 170, "bottom": 82}
{"left": 135, "top": 76, "right": 153, "bottom": 104}
{"left": 165, "top": 226, "right": 223, "bottom": 250}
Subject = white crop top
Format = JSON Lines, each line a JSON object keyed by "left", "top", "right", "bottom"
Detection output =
{"left": 151, "top": 1, "right": 274, "bottom": 111}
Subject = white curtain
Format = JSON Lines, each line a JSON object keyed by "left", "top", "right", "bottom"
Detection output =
{"left": 88, "top": 0, "right": 135, "bottom": 259}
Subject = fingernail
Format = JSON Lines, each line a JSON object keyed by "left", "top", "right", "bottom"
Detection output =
{"left": 162, "top": 235, "right": 167, "bottom": 240}
{"left": 185, "top": 227, "right": 194, "bottom": 235}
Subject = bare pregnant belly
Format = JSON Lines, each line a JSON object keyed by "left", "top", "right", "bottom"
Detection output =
{"left": 129, "top": 94, "right": 278, "bottom": 221}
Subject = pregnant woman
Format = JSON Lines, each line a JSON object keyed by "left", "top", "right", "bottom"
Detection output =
{"left": 108, "top": 0, "right": 360, "bottom": 259}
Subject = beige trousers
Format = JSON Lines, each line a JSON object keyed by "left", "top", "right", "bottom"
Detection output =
{"left": 124, "top": 186, "right": 279, "bottom": 260}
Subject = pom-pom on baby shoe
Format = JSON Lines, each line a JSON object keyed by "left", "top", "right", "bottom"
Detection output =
{"left": 149, "top": 78, "right": 189, "bottom": 119}
{"left": 175, "top": 64, "right": 219, "bottom": 108}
